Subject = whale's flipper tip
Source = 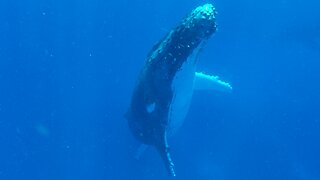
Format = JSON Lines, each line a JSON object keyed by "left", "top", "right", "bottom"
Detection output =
{"left": 155, "top": 131, "right": 176, "bottom": 177}
{"left": 157, "top": 146, "right": 176, "bottom": 177}
{"left": 165, "top": 149, "right": 176, "bottom": 177}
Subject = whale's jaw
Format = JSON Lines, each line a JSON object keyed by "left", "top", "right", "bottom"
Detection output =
{"left": 127, "top": 4, "right": 217, "bottom": 176}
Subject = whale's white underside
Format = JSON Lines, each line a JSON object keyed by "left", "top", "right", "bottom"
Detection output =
{"left": 168, "top": 48, "right": 199, "bottom": 135}
{"left": 168, "top": 50, "right": 233, "bottom": 136}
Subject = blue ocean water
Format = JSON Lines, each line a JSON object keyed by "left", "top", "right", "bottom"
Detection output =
{"left": 0, "top": 0, "right": 319, "bottom": 179}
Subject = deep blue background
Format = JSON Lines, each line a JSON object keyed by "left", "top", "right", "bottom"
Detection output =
{"left": 0, "top": 0, "right": 319, "bottom": 179}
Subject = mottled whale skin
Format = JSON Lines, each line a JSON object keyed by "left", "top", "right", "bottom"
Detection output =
{"left": 126, "top": 4, "right": 217, "bottom": 176}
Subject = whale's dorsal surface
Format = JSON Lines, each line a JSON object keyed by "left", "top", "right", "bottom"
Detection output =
{"left": 126, "top": 4, "right": 231, "bottom": 176}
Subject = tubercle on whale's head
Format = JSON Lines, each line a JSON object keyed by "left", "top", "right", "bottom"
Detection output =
{"left": 191, "top": 4, "right": 217, "bottom": 22}
{"left": 182, "top": 3, "right": 217, "bottom": 40}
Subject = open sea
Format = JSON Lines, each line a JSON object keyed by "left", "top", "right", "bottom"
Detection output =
{"left": 0, "top": 0, "right": 319, "bottom": 179}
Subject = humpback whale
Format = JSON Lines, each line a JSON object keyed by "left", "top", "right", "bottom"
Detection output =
{"left": 126, "top": 4, "right": 232, "bottom": 176}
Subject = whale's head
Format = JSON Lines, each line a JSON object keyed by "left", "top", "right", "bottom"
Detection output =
{"left": 181, "top": 3, "right": 217, "bottom": 41}
{"left": 145, "top": 4, "right": 217, "bottom": 79}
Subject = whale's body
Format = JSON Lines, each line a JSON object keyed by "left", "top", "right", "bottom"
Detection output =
{"left": 126, "top": 4, "right": 231, "bottom": 176}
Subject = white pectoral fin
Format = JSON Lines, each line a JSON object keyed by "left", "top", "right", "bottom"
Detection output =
{"left": 194, "top": 72, "right": 232, "bottom": 93}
